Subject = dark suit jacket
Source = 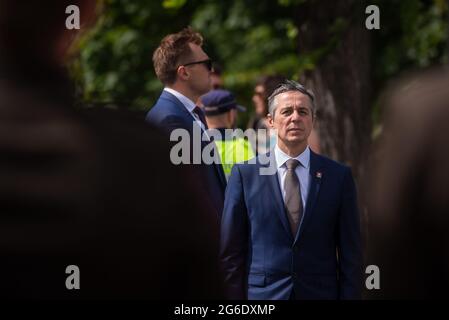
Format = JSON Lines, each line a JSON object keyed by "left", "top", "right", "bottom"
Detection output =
{"left": 220, "top": 151, "right": 362, "bottom": 300}
{"left": 0, "top": 62, "right": 223, "bottom": 299}
{"left": 146, "top": 90, "right": 227, "bottom": 220}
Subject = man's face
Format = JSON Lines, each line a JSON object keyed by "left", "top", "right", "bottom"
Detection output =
{"left": 228, "top": 109, "right": 237, "bottom": 128}
{"left": 268, "top": 91, "right": 314, "bottom": 149}
{"left": 252, "top": 85, "right": 267, "bottom": 117}
{"left": 211, "top": 72, "right": 223, "bottom": 89}
{"left": 184, "top": 43, "right": 212, "bottom": 96}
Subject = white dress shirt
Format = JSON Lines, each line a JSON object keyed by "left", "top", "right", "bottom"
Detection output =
{"left": 274, "top": 144, "right": 311, "bottom": 212}
{"left": 164, "top": 87, "right": 207, "bottom": 132}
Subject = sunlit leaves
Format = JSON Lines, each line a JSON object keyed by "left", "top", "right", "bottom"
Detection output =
{"left": 162, "top": 0, "right": 187, "bottom": 9}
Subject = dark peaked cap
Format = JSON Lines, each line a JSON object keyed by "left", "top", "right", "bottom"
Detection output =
{"left": 201, "top": 89, "right": 246, "bottom": 116}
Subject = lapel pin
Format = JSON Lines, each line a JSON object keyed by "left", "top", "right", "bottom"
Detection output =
{"left": 316, "top": 171, "right": 322, "bottom": 179}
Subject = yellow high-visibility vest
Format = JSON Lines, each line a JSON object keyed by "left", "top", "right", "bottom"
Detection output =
{"left": 214, "top": 136, "right": 255, "bottom": 180}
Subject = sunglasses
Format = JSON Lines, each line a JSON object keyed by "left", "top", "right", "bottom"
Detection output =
{"left": 181, "top": 59, "right": 213, "bottom": 71}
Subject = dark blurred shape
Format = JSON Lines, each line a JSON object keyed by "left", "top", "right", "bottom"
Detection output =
{"left": 366, "top": 69, "right": 449, "bottom": 299}
{"left": 0, "top": 0, "right": 223, "bottom": 299}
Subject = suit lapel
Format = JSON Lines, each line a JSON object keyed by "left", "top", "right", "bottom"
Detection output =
{"left": 215, "top": 161, "right": 227, "bottom": 189}
{"left": 294, "top": 150, "right": 324, "bottom": 244}
{"left": 161, "top": 90, "right": 227, "bottom": 189}
{"left": 263, "top": 153, "right": 294, "bottom": 241}
{"left": 160, "top": 91, "right": 198, "bottom": 125}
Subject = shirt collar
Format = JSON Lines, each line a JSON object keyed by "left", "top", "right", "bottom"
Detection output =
{"left": 164, "top": 87, "right": 196, "bottom": 113}
{"left": 274, "top": 144, "right": 310, "bottom": 170}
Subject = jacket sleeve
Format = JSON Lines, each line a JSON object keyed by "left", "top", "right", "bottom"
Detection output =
{"left": 220, "top": 165, "right": 248, "bottom": 300}
{"left": 337, "top": 167, "right": 363, "bottom": 299}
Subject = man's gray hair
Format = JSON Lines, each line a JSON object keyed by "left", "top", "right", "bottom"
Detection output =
{"left": 267, "top": 80, "right": 315, "bottom": 117}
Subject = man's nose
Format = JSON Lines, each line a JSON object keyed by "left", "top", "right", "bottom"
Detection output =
{"left": 290, "top": 110, "right": 301, "bottom": 122}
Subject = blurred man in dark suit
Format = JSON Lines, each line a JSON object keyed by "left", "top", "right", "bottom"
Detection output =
{"left": 221, "top": 80, "right": 362, "bottom": 300}
{"left": 0, "top": 0, "right": 222, "bottom": 299}
{"left": 367, "top": 70, "right": 449, "bottom": 299}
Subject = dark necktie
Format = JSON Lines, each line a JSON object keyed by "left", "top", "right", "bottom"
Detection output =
{"left": 284, "top": 159, "right": 303, "bottom": 237}
{"left": 193, "top": 106, "right": 209, "bottom": 130}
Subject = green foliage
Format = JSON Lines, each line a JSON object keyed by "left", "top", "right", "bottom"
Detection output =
{"left": 70, "top": 0, "right": 449, "bottom": 128}
{"left": 70, "top": 0, "right": 196, "bottom": 111}
{"left": 70, "top": 0, "right": 302, "bottom": 116}
{"left": 162, "top": 0, "right": 187, "bottom": 9}
{"left": 370, "top": 0, "right": 448, "bottom": 126}
{"left": 373, "top": 0, "right": 448, "bottom": 81}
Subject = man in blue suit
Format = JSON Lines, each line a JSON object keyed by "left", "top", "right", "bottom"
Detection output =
{"left": 220, "top": 80, "right": 362, "bottom": 300}
{"left": 146, "top": 27, "right": 227, "bottom": 220}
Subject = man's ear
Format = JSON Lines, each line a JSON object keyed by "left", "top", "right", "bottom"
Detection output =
{"left": 311, "top": 110, "right": 316, "bottom": 126}
{"left": 267, "top": 113, "right": 275, "bottom": 128}
{"left": 177, "top": 66, "right": 190, "bottom": 81}
{"left": 229, "top": 109, "right": 237, "bottom": 127}
{"left": 226, "top": 111, "right": 232, "bottom": 127}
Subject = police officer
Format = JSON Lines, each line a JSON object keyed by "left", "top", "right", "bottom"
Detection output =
{"left": 200, "top": 89, "right": 255, "bottom": 180}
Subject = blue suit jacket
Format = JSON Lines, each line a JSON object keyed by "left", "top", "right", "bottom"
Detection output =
{"left": 220, "top": 151, "right": 362, "bottom": 300}
{"left": 146, "top": 90, "right": 227, "bottom": 220}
